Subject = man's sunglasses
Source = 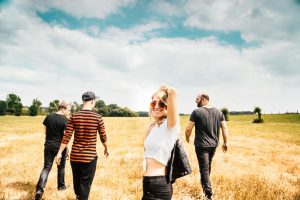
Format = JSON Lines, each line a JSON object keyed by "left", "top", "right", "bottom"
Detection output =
{"left": 150, "top": 100, "right": 167, "bottom": 109}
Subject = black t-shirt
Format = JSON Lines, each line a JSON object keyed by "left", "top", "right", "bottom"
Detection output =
{"left": 43, "top": 113, "right": 69, "bottom": 149}
{"left": 190, "top": 107, "right": 224, "bottom": 147}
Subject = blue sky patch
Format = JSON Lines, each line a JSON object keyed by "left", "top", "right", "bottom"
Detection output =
{"left": 36, "top": 3, "right": 259, "bottom": 49}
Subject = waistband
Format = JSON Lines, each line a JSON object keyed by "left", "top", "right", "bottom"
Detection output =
{"left": 143, "top": 175, "right": 168, "bottom": 183}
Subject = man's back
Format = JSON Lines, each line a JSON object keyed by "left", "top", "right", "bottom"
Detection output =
{"left": 190, "top": 107, "right": 224, "bottom": 147}
{"left": 43, "top": 113, "right": 68, "bottom": 149}
{"left": 61, "top": 110, "right": 107, "bottom": 163}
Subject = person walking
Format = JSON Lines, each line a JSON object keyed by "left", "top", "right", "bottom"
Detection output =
{"left": 35, "top": 101, "right": 71, "bottom": 200}
{"left": 143, "top": 85, "right": 180, "bottom": 200}
{"left": 185, "top": 92, "right": 228, "bottom": 200}
{"left": 56, "top": 91, "right": 109, "bottom": 200}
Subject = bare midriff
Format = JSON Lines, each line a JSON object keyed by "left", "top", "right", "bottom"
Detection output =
{"left": 144, "top": 158, "right": 167, "bottom": 176}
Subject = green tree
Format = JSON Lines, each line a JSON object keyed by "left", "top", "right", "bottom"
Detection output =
{"left": 48, "top": 100, "right": 59, "bottom": 113}
{"left": 109, "top": 107, "right": 138, "bottom": 117}
{"left": 95, "top": 100, "right": 106, "bottom": 108}
{"left": 6, "top": 93, "right": 22, "bottom": 115}
{"left": 33, "top": 98, "right": 42, "bottom": 109}
{"left": 137, "top": 111, "right": 149, "bottom": 117}
{"left": 71, "top": 101, "right": 82, "bottom": 113}
{"left": 28, "top": 104, "right": 39, "bottom": 116}
{"left": 0, "top": 100, "right": 8, "bottom": 115}
{"left": 107, "top": 104, "right": 118, "bottom": 110}
{"left": 28, "top": 98, "right": 42, "bottom": 116}
{"left": 94, "top": 100, "right": 108, "bottom": 116}
{"left": 221, "top": 107, "right": 229, "bottom": 121}
{"left": 14, "top": 102, "right": 23, "bottom": 116}
{"left": 253, "top": 106, "right": 264, "bottom": 123}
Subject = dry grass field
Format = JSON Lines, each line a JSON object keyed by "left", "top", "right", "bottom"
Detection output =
{"left": 0, "top": 114, "right": 299, "bottom": 200}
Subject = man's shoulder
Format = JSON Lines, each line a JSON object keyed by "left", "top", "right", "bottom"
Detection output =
{"left": 75, "top": 110, "right": 102, "bottom": 118}
{"left": 45, "top": 113, "right": 55, "bottom": 119}
{"left": 193, "top": 107, "right": 206, "bottom": 113}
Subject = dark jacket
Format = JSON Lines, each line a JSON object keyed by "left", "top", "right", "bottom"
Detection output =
{"left": 167, "top": 139, "right": 192, "bottom": 183}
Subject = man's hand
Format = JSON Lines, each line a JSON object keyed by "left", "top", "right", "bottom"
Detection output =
{"left": 66, "top": 148, "right": 71, "bottom": 160}
{"left": 222, "top": 143, "right": 228, "bottom": 153}
{"left": 104, "top": 148, "right": 109, "bottom": 157}
{"left": 56, "top": 153, "right": 62, "bottom": 165}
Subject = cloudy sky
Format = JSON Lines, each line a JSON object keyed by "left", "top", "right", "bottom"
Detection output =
{"left": 0, "top": 0, "right": 300, "bottom": 114}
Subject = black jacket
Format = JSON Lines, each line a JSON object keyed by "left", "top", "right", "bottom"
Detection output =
{"left": 167, "top": 139, "right": 192, "bottom": 183}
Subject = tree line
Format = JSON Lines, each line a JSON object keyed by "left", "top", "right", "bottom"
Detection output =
{"left": 0, "top": 93, "right": 147, "bottom": 117}
{"left": 0, "top": 93, "right": 268, "bottom": 122}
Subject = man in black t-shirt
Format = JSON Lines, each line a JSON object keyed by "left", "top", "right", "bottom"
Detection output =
{"left": 35, "top": 102, "right": 71, "bottom": 200}
{"left": 185, "top": 93, "right": 229, "bottom": 200}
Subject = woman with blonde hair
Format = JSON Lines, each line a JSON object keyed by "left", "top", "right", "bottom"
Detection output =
{"left": 142, "top": 85, "right": 180, "bottom": 199}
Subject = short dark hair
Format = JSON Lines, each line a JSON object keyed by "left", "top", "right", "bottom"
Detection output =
{"left": 201, "top": 93, "right": 209, "bottom": 101}
{"left": 58, "top": 101, "right": 68, "bottom": 110}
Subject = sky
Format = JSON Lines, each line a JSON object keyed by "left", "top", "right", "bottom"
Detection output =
{"left": 0, "top": 0, "right": 300, "bottom": 114}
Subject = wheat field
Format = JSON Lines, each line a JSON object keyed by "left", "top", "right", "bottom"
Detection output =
{"left": 0, "top": 114, "right": 299, "bottom": 200}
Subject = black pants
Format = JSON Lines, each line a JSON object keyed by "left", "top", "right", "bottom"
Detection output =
{"left": 195, "top": 146, "right": 216, "bottom": 198}
{"left": 142, "top": 176, "right": 172, "bottom": 200}
{"left": 71, "top": 156, "right": 98, "bottom": 200}
{"left": 36, "top": 146, "right": 67, "bottom": 192}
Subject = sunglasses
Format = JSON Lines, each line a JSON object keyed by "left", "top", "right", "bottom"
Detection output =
{"left": 150, "top": 100, "right": 167, "bottom": 110}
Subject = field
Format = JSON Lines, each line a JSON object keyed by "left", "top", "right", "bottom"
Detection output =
{"left": 0, "top": 114, "right": 299, "bottom": 200}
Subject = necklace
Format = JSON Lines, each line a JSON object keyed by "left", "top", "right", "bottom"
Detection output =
{"left": 156, "top": 118, "right": 166, "bottom": 127}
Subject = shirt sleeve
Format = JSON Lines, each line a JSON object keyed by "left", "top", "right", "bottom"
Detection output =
{"left": 98, "top": 117, "right": 107, "bottom": 143}
{"left": 43, "top": 115, "right": 48, "bottom": 126}
{"left": 61, "top": 117, "right": 74, "bottom": 144}
{"left": 189, "top": 110, "right": 197, "bottom": 122}
{"left": 220, "top": 111, "right": 225, "bottom": 121}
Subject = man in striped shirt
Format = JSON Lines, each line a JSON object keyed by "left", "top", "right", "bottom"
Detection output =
{"left": 56, "top": 91, "right": 109, "bottom": 200}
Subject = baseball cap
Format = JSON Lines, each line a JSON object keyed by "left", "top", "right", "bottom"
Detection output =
{"left": 82, "top": 91, "right": 99, "bottom": 101}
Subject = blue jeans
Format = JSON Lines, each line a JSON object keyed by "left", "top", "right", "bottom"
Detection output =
{"left": 142, "top": 176, "right": 173, "bottom": 200}
{"left": 36, "top": 146, "right": 67, "bottom": 192}
{"left": 71, "top": 156, "right": 98, "bottom": 200}
{"left": 195, "top": 146, "right": 216, "bottom": 198}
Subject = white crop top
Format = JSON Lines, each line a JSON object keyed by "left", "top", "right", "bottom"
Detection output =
{"left": 144, "top": 120, "right": 180, "bottom": 167}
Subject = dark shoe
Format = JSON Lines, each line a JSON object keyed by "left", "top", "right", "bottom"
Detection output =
{"left": 205, "top": 195, "right": 212, "bottom": 200}
{"left": 35, "top": 191, "right": 43, "bottom": 200}
{"left": 58, "top": 185, "right": 67, "bottom": 191}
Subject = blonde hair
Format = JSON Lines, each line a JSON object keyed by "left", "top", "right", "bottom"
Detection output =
{"left": 149, "top": 84, "right": 169, "bottom": 121}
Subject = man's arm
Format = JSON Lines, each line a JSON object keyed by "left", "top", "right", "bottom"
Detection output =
{"left": 185, "top": 121, "right": 195, "bottom": 143}
{"left": 102, "top": 142, "right": 109, "bottom": 157}
{"left": 220, "top": 121, "right": 229, "bottom": 152}
{"left": 56, "top": 118, "right": 74, "bottom": 165}
{"left": 55, "top": 142, "right": 67, "bottom": 165}
{"left": 98, "top": 118, "right": 109, "bottom": 157}
{"left": 66, "top": 134, "right": 74, "bottom": 160}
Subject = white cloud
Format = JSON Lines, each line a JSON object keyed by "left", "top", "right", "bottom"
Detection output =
{"left": 183, "top": 0, "right": 300, "bottom": 43}
{"left": 0, "top": 0, "right": 299, "bottom": 114}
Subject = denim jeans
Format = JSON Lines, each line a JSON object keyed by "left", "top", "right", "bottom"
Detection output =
{"left": 71, "top": 156, "right": 98, "bottom": 200}
{"left": 142, "top": 176, "right": 173, "bottom": 200}
{"left": 195, "top": 146, "right": 216, "bottom": 198}
{"left": 36, "top": 146, "right": 67, "bottom": 192}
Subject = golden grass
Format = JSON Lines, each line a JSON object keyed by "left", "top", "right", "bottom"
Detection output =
{"left": 0, "top": 115, "right": 299, "bottom": 200}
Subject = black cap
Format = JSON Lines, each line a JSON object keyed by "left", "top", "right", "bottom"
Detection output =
{"left": 82, "top": 91, "right": 99, "bottom": 101}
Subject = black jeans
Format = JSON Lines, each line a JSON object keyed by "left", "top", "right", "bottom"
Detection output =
{"left": 142, "top": 176, "right": 172, "bottom": 200}
{"left": 36, "top": 146, "right": 67, "bottom": 192}
{"left": 195, "top": 146, "right": 216, "bottom": 198}
{"left": 71, "top": 156, "right": 98, "bottom": 200}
